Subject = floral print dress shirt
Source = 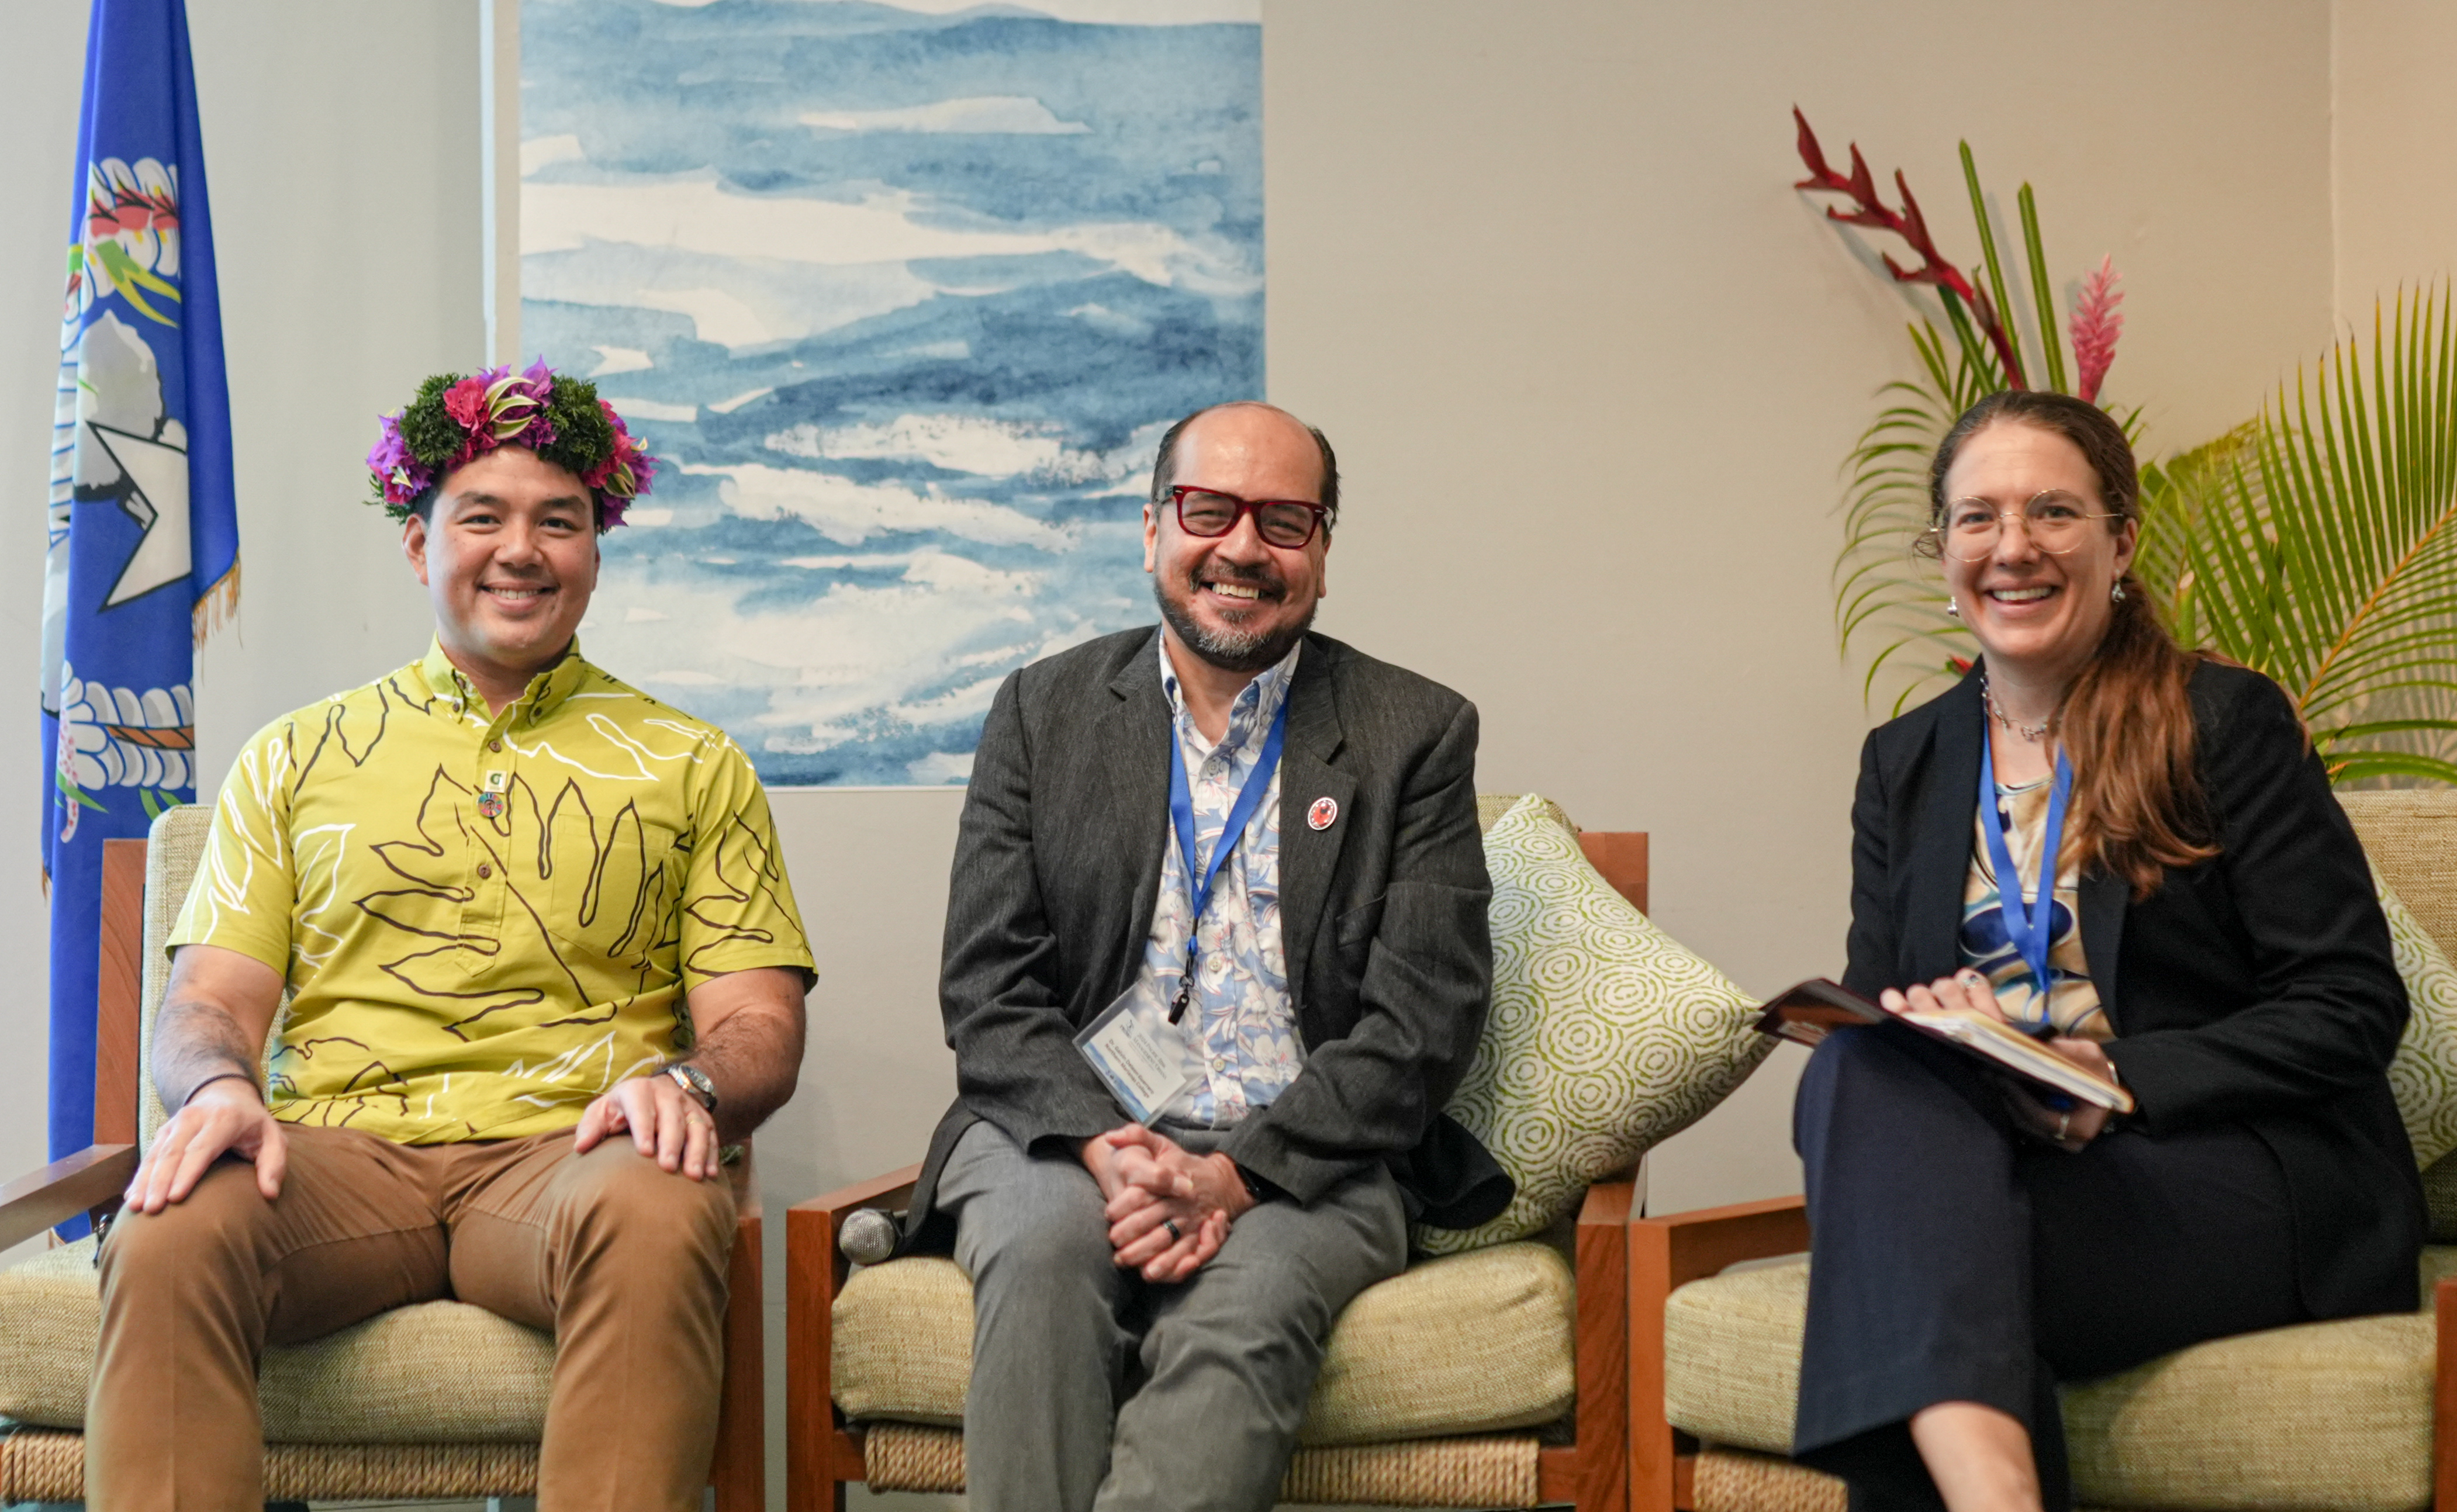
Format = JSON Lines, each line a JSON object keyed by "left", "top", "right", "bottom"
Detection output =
{"left": 1140, "top": 634, "right": 1306, "bottom": 1126}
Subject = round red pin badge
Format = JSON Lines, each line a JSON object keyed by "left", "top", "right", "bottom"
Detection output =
{"left": 1307, "top": 796, "right": 1338, "bottom": 831}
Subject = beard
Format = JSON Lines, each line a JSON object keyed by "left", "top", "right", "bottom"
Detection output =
{"left": 1153, "top": 562, "right": 1316, "bottom": 674}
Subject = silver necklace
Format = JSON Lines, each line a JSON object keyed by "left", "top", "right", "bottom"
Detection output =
{"left": 1981, "top": 673, "right": 2051, "bottom": 743}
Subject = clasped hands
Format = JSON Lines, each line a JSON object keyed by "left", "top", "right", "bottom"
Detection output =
{"left": 1881, "top": 969, "right": 2118, "bottom": 1152}
{"left": 1080, "top": 1125, "right": 1255, "bottom": 1283}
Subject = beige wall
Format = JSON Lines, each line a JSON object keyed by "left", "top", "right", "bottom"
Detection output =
{"left": 2334, "top": 0, "right": 2457, "bottom": 326}
{"left": 0, "top": 0, "right": 2442, "bottom": 1502}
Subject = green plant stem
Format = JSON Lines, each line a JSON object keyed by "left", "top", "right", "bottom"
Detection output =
{"left": 1937, "top": 289, "right": 1995, "bottom": 388}
{"left": 1960, "top": 140, "right": 2026, "bottom": 385}
{"left": 2017, "top": 184, "right": 2068, "bottom": 394}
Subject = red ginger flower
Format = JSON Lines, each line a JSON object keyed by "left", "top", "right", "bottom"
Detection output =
{"left": 1792, "top": 108, "right": 2026, "bottom": 389}
{"left": 2070, "top": 256, "right": 2125, "bottom": 403}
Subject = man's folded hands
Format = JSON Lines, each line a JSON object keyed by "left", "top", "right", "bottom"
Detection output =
{"left": 1080, "top": 1124, "right": 1253, "bottom": 1283}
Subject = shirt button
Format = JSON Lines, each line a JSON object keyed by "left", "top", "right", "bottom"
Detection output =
{"left": 476, "top": 863, "right": 493, "bottom": 880}
{"left": 488, "top": 739, "right": 503, "bottom": 752}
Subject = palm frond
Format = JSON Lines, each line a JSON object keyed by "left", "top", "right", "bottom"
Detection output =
{"left": 2154, "top": 287, "right": 2457, "bottom": 782}
{"left": 1831, "top": 321, "right": 1997, "bottom": 712}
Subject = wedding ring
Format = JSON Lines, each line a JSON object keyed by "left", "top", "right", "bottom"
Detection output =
{"left": 1165, "top": 1219, "right": 1183, "bottom": 1243}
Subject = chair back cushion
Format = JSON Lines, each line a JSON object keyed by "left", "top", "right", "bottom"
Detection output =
{"left": 2341, "top": 790, "right": 2457, "bottom": 959}
{"left": 139, "top": 802, "right": 280, "bottom": 1150}
{"left": 1418, "top": 794, "right": 1768, "bottom": 1254}
{"left": 2342, "top": 791, "right": 2457, "bottom": 1236}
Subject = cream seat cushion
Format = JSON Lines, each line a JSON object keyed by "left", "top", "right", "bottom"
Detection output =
{"left": 0, "top": 1238, "right": 554, "bottom": 1440}
{"left": 831, "top": 1242, "right": 1576, "bottom": 1446}
{"left": 1661, "top": 1248, "right": 2457, "bottom": 1512}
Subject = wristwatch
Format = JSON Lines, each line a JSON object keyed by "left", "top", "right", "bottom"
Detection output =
{"left": 666, "top": 1063, "right": 718, "bottom": 1113}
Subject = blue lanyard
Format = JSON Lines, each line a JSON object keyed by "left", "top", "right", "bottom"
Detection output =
{"left": 1166, "top": 695, "right": 1289, "bottom": 1023}
{"left": 1977, "top": 724, "right": 2075, "bottom": 1014}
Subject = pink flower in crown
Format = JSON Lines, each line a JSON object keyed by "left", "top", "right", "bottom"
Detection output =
{"left": 443, "top": 376, "right": 492, "bottom": 432}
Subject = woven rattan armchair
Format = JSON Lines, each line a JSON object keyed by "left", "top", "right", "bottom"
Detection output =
{"left": 1631, "top": 788, "right": 2457, "bottom": 1512}
{"left": 0, "top": 805, "right": 766, "bottom": 1506}
{"left": 787, "top": 802, "right": 1656, "bottom": 1512}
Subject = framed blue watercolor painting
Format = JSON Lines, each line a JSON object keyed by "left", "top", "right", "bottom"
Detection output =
{"left": 508, "top": 0, "right": 1262, "bottom": 786}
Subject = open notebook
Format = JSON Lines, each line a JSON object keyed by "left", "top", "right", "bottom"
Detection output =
{"left": 1756, "top": 977, "right": 2134, "bottom": 1114}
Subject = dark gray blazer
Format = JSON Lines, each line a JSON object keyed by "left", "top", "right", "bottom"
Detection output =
{"left": 901, "top": 626, "right": 1511, "bottom": 1250}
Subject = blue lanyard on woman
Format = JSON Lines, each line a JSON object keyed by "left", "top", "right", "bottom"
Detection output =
{"left": 1166, "top": 697, "right": 1290, "bottom": 1023}
{"left": 1978, "top": 721, "right": 2075, "bottom": 1012}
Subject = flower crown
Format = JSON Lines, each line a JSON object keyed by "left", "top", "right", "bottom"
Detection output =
{"left": 366, "top": 359, "right": 655, "bottom": 530}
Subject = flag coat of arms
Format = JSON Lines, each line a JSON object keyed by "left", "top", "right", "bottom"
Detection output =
{"left": 42, "top": 0, "right": 238, "bottom": 1170}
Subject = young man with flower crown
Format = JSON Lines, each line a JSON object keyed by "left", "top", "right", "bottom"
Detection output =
{"left": 84, "top": 364, "right": 816, "bottom": 1512}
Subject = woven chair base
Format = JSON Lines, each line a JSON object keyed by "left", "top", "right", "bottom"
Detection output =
{"left": 1692, "top": 1446, "right": 2128, "bottom": 1512}
{"left": 861, "top": 1421, "right": 1541, "bottom": 1507}
{"left": 0, "top": 1429, "right": 538, "bottom": 1502}
{"left": 1694, "top": 1447, "right": 1847, "bottom": 1512}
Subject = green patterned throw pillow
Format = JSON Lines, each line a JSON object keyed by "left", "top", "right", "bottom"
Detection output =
{"left": 2379, "top": 867, "right": 2457, "bottom": 1168}
{"left": 1418, "top": 794, "right": 1773, "bottom": 1254}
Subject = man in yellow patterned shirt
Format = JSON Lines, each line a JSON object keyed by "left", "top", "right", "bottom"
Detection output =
{"left": 85, "top": 365, "right": 815, "bottom": 1512}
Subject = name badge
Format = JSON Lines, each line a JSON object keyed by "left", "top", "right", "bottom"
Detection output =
{"left": 1074, "top": 978, "right": 1198, "bottom": 1126}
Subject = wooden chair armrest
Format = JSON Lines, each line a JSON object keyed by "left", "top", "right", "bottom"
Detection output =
{"left": 786, "top": 1164, "right": 922, "bottom": 1511}
{"left": 0, "top": 1145, "right": 139, "bottom": 1254}
{"left": 1630, "top": 1193, "right": 1810, "bottom": 1512}
{"left": 1570, "top": 1171, "right": 1636, "bottom": 1510}
{"left": 2436, "top": 1274, "right": 2457, "bottom": 1511}
{"left": 792, "top": 1164, "right": 923, "bottom": 1223}
{"left": 713, "top": 1141, "right": 765, "bottom": 1512}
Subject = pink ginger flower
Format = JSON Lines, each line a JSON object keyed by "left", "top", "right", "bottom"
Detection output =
{"left": 2071, "top": 256, "right": 2125, "bottom": 403}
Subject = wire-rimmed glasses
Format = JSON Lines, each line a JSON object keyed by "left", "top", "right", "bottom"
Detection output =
{"left": 1164, "top": 486, "right": 1329, "bottom": 549}
{"left": 1927, "top": 490, "right": 2126, "bottom": 562}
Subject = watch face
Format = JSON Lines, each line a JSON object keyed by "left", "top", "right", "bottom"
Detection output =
{"left": 670, "top": 1064, "right": 716, "bottom": 1109}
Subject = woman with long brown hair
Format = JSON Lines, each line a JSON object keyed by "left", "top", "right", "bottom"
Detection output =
{"left": 1791, "top": 390, "right": 2424, "bottom": 1512}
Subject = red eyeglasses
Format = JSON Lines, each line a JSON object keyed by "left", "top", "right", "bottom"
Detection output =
{"left": 1164, "top": 486, "right": 1330, "bottom": 549}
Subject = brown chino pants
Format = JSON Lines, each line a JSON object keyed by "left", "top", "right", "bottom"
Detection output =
{"left": 85, "top": 1123, "right": 737, "bottom": 1512}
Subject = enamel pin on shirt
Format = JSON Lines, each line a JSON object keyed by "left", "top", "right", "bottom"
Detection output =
{"left": 1307, "top": 796, "right": 1338, "bottom": 831}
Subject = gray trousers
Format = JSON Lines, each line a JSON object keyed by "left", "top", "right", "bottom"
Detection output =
{"left": 938, "top": 1117, "right": 1408, "bottom": 1512}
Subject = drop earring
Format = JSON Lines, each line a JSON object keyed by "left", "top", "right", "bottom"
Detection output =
{"left": 1945, "top": 597, "right": 1961, "bottom": 618}
{"left": 2112, "top": 581, "right": 2127, "bottom": 603}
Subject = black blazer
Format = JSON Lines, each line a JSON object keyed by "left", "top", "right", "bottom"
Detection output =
{"left": 1846, "top": 660, "right": 2424, "bottom": 1319}
{"left": 900, "top": 627, "right": 1510, "bottom": 1251}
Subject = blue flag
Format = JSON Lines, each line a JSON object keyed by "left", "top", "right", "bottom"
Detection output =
{"left": 41, "top": 0, "right": 238, "bottom": 1175}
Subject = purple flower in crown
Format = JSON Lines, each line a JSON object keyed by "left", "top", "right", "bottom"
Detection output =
{"left": 365, "top": 414, "right": 431, "bottom": 506}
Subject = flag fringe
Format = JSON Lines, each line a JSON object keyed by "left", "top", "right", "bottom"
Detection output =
{"left": 192, "top": 556, "right": 239, "bottom": 646}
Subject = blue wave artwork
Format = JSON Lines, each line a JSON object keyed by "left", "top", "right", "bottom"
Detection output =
{"left": 519, "top": 0, "right": 1262, "bottom": 786}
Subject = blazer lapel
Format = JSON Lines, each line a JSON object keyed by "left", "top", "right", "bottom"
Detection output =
{"left": 1277, "top": 644, "right": 1353, "bottom": 1009}
{"left": 1098, "top": 633, "right": 1173, "bottom": 998}
{"left": 2079, "top": 871, "right": 2127, "bottom": 1032}
{"left": 1907, "top": 672, "right": 1986, "bottom": 984}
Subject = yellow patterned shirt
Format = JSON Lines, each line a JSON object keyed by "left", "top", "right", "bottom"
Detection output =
{"left": 167, "top": 639, "right": 815, "bottom": 1142}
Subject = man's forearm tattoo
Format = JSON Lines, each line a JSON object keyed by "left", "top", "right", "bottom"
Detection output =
{"left": 153, "top": 998, "right": 261, "bottom": 1112}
